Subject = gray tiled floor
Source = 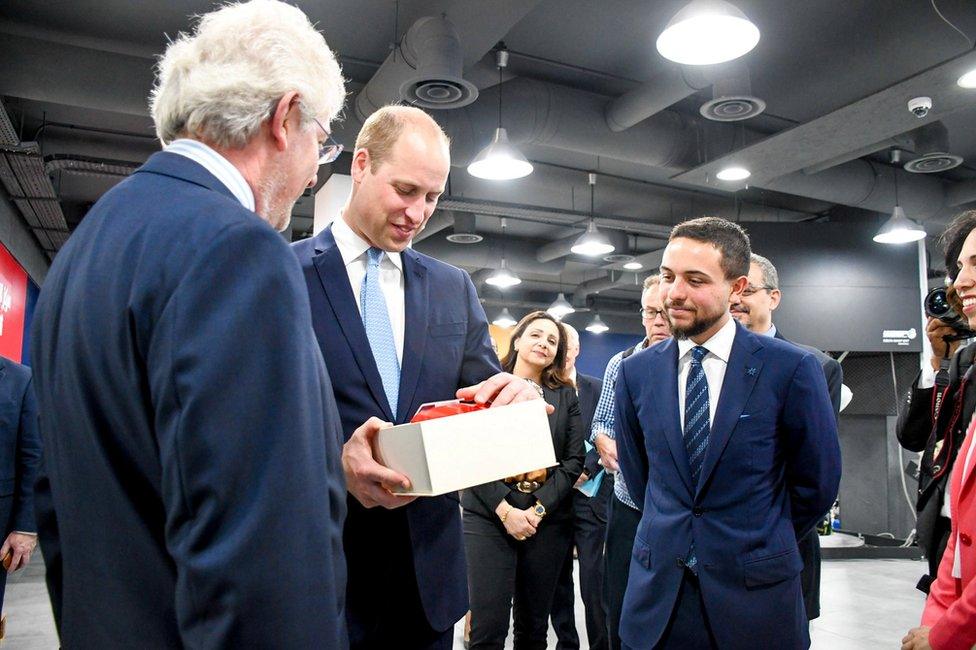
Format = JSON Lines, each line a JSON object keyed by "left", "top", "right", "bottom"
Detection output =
{"left": 2, "top": 556, "right": 928, "bottom": 648}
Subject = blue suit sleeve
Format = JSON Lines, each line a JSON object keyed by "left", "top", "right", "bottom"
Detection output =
{"left": 783, "top": 353, "right": 842, "bottom": 539}
{"left": 823, "top": 356, "right": 843, "bottom": 419}
{"left": 458, "top": 272, "right": 502, "bottom": 387}
{"left": 614, "top": 358, "right": 648, "bottom": 508}
{"left": 12, "top": 376, "right": 42, "bottom": 532}
{"left": 151, "top": 222, "right": 345, "bottom": 648}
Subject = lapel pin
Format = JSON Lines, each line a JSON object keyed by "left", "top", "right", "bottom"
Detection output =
{"left": 746, "top": 367, "right": 757, "bottom": 376}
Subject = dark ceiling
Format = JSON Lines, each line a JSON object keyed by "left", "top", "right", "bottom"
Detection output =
{"left": 1, "top": 0, "right": 975, "bottom": 331}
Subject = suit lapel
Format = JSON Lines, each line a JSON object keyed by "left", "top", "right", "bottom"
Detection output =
{"left": 654, "top": 341, "right": 694, "bottom": 495}
{"left": 396, "top": 250, "right": 429, "bottom": 422}
{"left": 957, "top": 418, "right": 976, "bottom": 501}
{"left": 311, "top": 227, "right": 393, "bottom": 420}
{"left": 697, "top": 324, "right": 763, "bottom": 496}
{"left": 545, "top": 386, "right": 562, "bottom": 444}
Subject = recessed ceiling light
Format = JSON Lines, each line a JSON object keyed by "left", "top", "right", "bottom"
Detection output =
{"left": 623, "top": 261, "right": 644, "bottom": 270}
{"left": 716, "top": 166, "right": 751, "bottom": 181}
{"left": 958, "top": 68, "right": 976, "bottom": 89}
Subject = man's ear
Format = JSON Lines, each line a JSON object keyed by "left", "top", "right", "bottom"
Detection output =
{"left": 350, "top": 148, "right": 370, "bottom": 183}
{"left": 769, "top": 288, "right": 782, "bottom": 311}
{"left": 729, "top": 275, "right": 748, "bottom": 297}
{"left": 269, "top": 91, "right": 301, "bottom": 152}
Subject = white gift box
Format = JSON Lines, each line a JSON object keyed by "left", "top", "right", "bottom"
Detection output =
{"left": 375, "top": 400, "right": 556, "bottom": 496}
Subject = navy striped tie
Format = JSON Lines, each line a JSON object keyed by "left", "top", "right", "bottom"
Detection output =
{"left": 684, "top": 345, "right": 711, "bottom": 483}
{"left": 683, "top": 345, "right": 710, "bottom": 572}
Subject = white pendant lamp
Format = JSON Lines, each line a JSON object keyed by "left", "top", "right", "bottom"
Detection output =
{"left": 485, "top": 218, "right": 522, "bottom": 287}
{"left": 873, "top": 159, "right": 925, "bottom": 244}
{"left": 547, "top": 293, "right": 576, "bottom": 319}
{"left": 485, "top": 258, "right": 522, "bottom": 288}
{"left": 585, "top": 314, "right": 610, "bottom": 334}
{"left": 571, "top": 173, "right": 615, "bottom": 257}
{"left": 467, "top": 48, "right": 533, "bottom": 181}
{"left": 656, "top": 0, "right": 760, "bottom": 66}
{"left": 873, "top": 206, "right": 925, "bottom": 244}
{"left": 492, "top": 308, "right": 517, "bottom": 328}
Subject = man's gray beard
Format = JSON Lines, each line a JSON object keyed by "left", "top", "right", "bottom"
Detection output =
{"left": 671, "top": 310, "right": 723, "bottom": 340}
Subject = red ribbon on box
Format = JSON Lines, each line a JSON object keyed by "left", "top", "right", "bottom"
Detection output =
{"left": 410, "top": 399, "right": 489, "bottom": 423}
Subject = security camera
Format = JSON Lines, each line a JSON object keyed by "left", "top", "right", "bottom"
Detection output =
{"left": 908, "top": 96, "right": 932, "bottom": 119}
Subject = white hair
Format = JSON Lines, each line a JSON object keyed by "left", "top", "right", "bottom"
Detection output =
{"left": 150, "top": 0, "right": 345, "bottom": 148}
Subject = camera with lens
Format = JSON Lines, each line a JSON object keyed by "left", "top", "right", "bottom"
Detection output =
{"left": 924, "top": 286, "right": 975, "bottom": 340}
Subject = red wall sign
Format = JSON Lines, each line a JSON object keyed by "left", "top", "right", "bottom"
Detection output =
{"left": 0, "top": 242, "right": 28, "bottom": 362}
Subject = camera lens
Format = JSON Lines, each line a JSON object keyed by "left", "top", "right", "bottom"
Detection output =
{"left": 924, "top": 288, "right": 952, "bottom": 319}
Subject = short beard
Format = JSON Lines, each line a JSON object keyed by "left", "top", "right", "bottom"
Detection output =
{"left": 671, "top": 309, "right": 724, "bottom": 340}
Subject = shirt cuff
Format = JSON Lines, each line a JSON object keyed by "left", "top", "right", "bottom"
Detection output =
{"left": 918, "top": 365, "right": 937, "bottom": 390}
{"left": 12, "top": 531, "right": 37, "bottom": 536}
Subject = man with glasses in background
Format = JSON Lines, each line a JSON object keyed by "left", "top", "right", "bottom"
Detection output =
{"left": 591, "top": 274, "right": 671, "bottom": 650}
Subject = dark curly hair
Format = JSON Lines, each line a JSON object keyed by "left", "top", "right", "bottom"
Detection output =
{"left": 940, "top": 209, "right": 976, "bottom": 282}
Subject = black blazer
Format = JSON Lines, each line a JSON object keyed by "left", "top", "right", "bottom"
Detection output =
{"left": 576, "top": 373, "right": 604, "bottom": 478}
{"left": 463, "top": 384, "right": 586, "bottom": 521}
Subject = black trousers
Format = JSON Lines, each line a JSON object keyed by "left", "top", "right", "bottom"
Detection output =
{"left": 464, "top": 509, "right": 573, "bottom": 650}
{"left": 605, "top": 495, "right": 641, "bottom": 650}
{"left": 551, "top": 477, "right": 612, "bottom": 650}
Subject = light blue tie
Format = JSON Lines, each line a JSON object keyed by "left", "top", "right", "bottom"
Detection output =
{"left": 683, "top": 345, "right": 710, "bottom": 572}
{"left": 361, "top": 247, "right": 400, "bottom": 416}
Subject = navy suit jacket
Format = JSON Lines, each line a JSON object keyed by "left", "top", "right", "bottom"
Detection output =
{"left": 31, "top": 151, "right": 348, "bottom": 649}
{"left": 0, "top": 357, "right": 41, "bottom": 534}
{"left": 615, "top": 321, "right": 841, "bottom": 649}
{"left": 291, "top": 226, "right": 500, "bottom": 633}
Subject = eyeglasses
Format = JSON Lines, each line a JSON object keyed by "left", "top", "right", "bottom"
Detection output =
{"left": 741, "top": 285, "right": 775, "bottom": 297}
{"left": 639, "top": 307, "right": 667, "bottom": 320}
{"left": 312, "top": 117, "right": 344, "bottom": 165}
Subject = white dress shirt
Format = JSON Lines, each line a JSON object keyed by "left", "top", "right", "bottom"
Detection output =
{"left": 164, "top": 139, "right": 255, "bottom": 212}
{"left": 677, "top": 316, "right": 737, "bottom": 431}
{"left": 331, "top": 215, "right": 405, "bottom": 362}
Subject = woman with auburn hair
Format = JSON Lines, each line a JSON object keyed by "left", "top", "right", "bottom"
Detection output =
{"left": 462, "top": 310, "right": 585, "bottom": 649}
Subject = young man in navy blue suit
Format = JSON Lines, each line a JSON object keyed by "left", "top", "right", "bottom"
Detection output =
{"left": 292, "top": 105, "right": 543, "bottom": 650}
{"left": 31, "top": 2, "right": 353, "bottom": 647}
{"left": 615, "top": 217, "right": 841, "bottom": 649}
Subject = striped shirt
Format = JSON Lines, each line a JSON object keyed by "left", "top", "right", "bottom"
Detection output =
{"left": 164, "top": 139, "right": 255, "bottom": 212}
{"left": 591, "top": 339, "right": 648, "bottom": 511}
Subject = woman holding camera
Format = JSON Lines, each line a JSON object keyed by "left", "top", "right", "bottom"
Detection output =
{"left": 462, "top": 311, "right": 585, "bottom": 649}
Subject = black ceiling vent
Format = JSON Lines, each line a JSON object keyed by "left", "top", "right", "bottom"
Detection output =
{"left": 445, "top": 212, "right": 483, "bottom": 243}
{"left": 903, "top": 122, "right": 963, "bottom": 174}
{"left": 699, "top": 67, "right": 765, "bottom": 122}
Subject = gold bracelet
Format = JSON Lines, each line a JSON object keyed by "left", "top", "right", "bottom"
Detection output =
{"left": 500, "top": 504, "right": 514, "bottom": 523}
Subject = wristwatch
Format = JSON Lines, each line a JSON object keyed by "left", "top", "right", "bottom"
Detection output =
{"left": 533, "top": 501, "right": 547, "bottom": 518}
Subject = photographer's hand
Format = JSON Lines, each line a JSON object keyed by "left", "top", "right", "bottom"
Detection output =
{"left": 926, "top": 317, "right": 961, "bottom": 372}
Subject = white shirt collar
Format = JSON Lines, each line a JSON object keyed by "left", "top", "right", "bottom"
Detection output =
{"left": 758, "top": 323, "right": 777, "bottom": 338}
{"left": 677, "top": 315, "right": 737, "bottom": 363}
{"left": 164, "top": 139, "right": 255, "bottom": 212}
{"left": 332, "top": 213, "right": 403, "bottom": 271}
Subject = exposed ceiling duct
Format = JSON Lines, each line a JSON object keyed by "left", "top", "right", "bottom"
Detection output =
{"left": 355, "top": 16, "right": 478, "bottom": 119}
{"left": 573, "top": 271, "right": 641, "bottom": 303}
{"left": 903, "top": 122, "right": 963, "bottom": 174}
{"left": 415, "top": 235, "right": 568, "bottom": 277}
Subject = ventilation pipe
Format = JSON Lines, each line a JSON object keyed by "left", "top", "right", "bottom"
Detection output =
{"left": 606, "top": 61, "right": 762, "bottom": 132}
{"left": 414, "top": 236, "right": 568, "bottom": 277}
{"left": 573, "top": 272, "right": 640, "bottom": 303}
{"left": 355, "top": 16, "right": 478, "bottom": 121}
